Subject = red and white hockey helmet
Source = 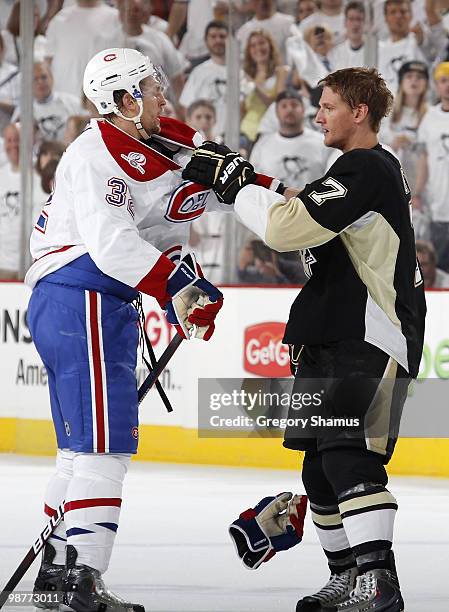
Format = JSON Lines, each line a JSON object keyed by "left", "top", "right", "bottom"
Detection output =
{"left": 83, "top": 47, "right": 165, "bottom": 116}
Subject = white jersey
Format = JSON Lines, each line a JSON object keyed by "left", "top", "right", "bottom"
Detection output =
{"left": 378, "top": 35, "right": 425, "bottom": 93}
{"left": 0, "top": 164, "right": 45, "bottom": 272}
{"left": 25, "top": 117, "right": 229, "bottom": 299}
{"left": 329, "top": 40, "right": 366, "bottom": 70}
{"left": 250, "top": 129, "right": 329, "bottom": 189}
{"left": 180, "top": 60, "right": 228, "bottom": 138}
{"left": 417, "top": 104, "right": 449, "bottom": 222}
{"left": 12, "top": 91, "right": 83, "bottom": 141}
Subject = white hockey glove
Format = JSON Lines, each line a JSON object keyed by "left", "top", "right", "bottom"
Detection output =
{"left": 164, "top": 250, "right": 223, "bottom": 341}
{"left": 229, "top": 492, "right": 307, "bottom": 570}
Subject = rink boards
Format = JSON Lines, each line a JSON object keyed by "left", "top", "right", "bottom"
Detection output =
{"left": 0, "top": 282, "right": 448, "bottom": 477}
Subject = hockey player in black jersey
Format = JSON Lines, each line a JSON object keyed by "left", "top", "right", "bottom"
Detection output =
{"left": 183, "top": 68, "right": 426, "bottom": 612}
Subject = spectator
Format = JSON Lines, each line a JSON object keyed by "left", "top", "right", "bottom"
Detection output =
{"left": 116, "top": 0, "right": 187, "bottom": 104}
{"left": 379, "top": 0, "right": 447, "bottom": 93}
{"left": 236, "top": 0, "right": 295, "bottom": 62}
{"left": 240, "top": 29, "right": 289, "bottom": 146}
{"left": 12, "top": 61, "right": 82, "bottom": 142}
{"left": 416, "top": 239, "right": 449, "bottom": 287}
{"left": 0, "top": 123, "right": 45, "bottom": 279}
{"left": 380, "top": 61, "right": 429, "bottom": 195}
{"left": 250, "top": 90, "right": 329, "bottom": 188}
{"left": 330, "top": 1, "right": 367, "bottom": 70}
{"left": 0, "top": 30, "right": 19, "bottom": 133}
{"left": 40, "top": 158, "right": 59, "bottom": 195}
{"left": 35, "top": 139, "right": 65, "bottom": 178}
{"left": 299, "top": 0, "right": 346, "bottom": 45}
{"left": 213, "top": 0, "right": 255, "bottom": 30}
{"left": 167, "top": 0, "right": 214, "bottom": 68}
{"left": 238, "top": 238, "right": 291, "bottom": 284}
{"left": 296, "top": 0, "right": 318, "bottom": 25}
{"left": 1, "top": 1, "right": 48, "bottom": 66}
{"left": 303, "top": 24, "right": 334, "bottom": 74}
{"left": 44, "top": 0, "right": 119, "bottom": 98}
{"left": 63, "top": 114, "right": 90, "bottom": 147}
{"left": 414, "top": 62, "right": 449, "bottom": 271}
{"left": 140, "top": 0, "right": 169, "bottom": 31}
{"left": 179, "top": 20, "right": 228, "bottom": 138}
{"left": 186, "top": 99, "right": 217, "bottom": 141}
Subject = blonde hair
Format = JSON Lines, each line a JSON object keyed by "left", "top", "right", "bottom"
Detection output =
{"left": 243, "top": 29, "right": 281, "bottom": 79}
{"left": 391, "top": 83, "right": 428, "bottom": 125}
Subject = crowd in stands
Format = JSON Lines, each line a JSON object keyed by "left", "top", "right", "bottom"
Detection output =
{"left": 1, "top": 0, "right": 449, "bottom": 287}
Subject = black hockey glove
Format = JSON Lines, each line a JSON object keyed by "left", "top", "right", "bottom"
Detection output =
{"left": 182, "top": 141, "right": 257, "bottom": 205}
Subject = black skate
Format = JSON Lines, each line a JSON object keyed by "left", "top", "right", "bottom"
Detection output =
{"left": 33, "top": 543, "right": 63, "bottom": 609}
{"left": 296, "top": 568, "right": 358, "bottom": 611}
{"left": 61, "top": 546, "right": 145, "bottom": 612}
{"left": 322, "top": 569, "right": 404, "bottom": 612}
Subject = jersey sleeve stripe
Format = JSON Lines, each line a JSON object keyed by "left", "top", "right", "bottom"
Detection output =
{"left": 64, "top": 498, "right": 122, "bottom": 512}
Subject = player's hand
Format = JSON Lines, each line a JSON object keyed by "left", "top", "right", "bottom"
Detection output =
{"left": 182, "top": 141, "right": 257, "bottom": 204}
{"left": 164, "top": 249, "right": 223, "bottom": 341}
{"left": 229, "top": 492, "right": 307, "bottom": 569}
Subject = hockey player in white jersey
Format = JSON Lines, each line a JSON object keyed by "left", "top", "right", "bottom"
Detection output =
{"left": 27, "top": 47, "right": 286, "bottom": 612}
{"left": 26, "top": 48, "right": 229, "bottom": 612}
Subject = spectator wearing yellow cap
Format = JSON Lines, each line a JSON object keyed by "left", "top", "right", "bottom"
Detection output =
{"left": 413, "top": 62, "right": 449, "bottom": 271}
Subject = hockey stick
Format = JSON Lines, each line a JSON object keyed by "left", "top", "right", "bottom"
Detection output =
{"left": 0, "top": 332, "right": 184, "bottom": 610}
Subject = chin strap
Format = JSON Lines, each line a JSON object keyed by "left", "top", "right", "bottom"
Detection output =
{"left": 113, "top": 98, "right": 150, "bottom": 139}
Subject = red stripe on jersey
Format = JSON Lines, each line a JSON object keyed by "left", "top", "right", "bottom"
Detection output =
{"left": 88, "top": 292, "right": 106, "bottom": 453}
{"left": 158, "top": 117, "right": 198, "bottom": 148}
{"left": 136, "top": 255, "right": 175, "bottom": 307}
{"left": 255, "top": 173, "right": 276, "bottom": 190}
{"left": 65, "top": 498, "right": 122, "bottom": 512}
{"left": 35, "top": 245, "right": 75, "bottom": 261}
{"left": 44, "top": 504, "right": 57, "bottom": 517}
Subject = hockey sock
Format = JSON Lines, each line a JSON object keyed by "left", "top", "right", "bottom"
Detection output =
{"left": 321, "top": 448, "right": 397, "bottom": 574}
{"left": 44, "top": 449, "right": 74, "bottom": 564}
{"left": 64, "top": 453, "right": 130, "bottom": 574}
{"left": 338, "top": 482, "right": 398, "bottom": 573}
{"left": 302, "top": 451, "right": 356, "bottom": 573}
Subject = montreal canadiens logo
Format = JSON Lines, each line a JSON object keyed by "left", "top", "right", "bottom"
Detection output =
{"left": 104, "top": 53, "right": 117, "bottom": 62}
{"left": 120, "top": 151, "right": 147, "bottom": 175}
{"left": 165, "top": 181, "right": 209, "bottom": 223}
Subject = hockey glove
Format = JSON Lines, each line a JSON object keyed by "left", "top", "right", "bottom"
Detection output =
{"left": 229, "top": 492, "right": 307, "bottom": 570}
{"left": 182, "top": 141, "right": 257, "bottom": 204}
{"left": 164, "top": 249, "right": 223, "bottom": 341}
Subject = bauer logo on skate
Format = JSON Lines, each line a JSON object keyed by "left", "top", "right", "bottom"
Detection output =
{"left": 165, "top": 181, "right": 209, "bottom": 223}
{"left": 244, "top": 322, "right": 290, "bottom": 377}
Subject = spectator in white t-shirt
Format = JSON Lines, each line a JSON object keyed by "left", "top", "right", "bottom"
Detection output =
{"left": 299, "top": 0, "right": 345, "bottom": 45}
{"left": 1, "top": 1, "right": 48, "bottom": 67}
{"left": 0, "top": 31, "right": 19, "bottom": 133}
{"left": 179, "top": 20, "right": 228, "bottom": 138}
{"left": 44, "top": 0, "right": 119, "bottom": 98}
{"left": 416, "top": 240, "right": 449, "bottom": 288}
{"left": 0, "top": 123, "right": 45, "bottom": 279}
{"left": 186, "top": 99, "right": 217, "bottom": 141}
{"left": 330, "top": 1, "right": 367, "bottom": 70}
{"left": 140, "top": 0, "right": 168, "bottom": 32}
{"left": 236, "top": 0, "right": 294, "bottom": 62}
{"left": 116, "top": 0, "right": 188, "bottom": 104}
{"left": 167, "top": 0, "right": 214, "bottom": 67}
{"left": 414, "top": 62, "right": 449, "bottom": 271}
{"left": 12, "top": 61, "right": 82, "bottom": 142}
{"left": 303, "top": 24, "right": 334, "bottom": 75}
{"left": 250, "top": 89, "right": 329, "bottom": 188}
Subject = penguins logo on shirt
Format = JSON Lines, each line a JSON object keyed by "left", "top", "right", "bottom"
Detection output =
{"left": 39, "top": 115, "right": 65, "bottom": 140}
{"left": 1, "top": 191, "right": 20, "bottom": 218}
{"left": 212, "top": 78, "right": 227, "bottom": 101}
{"left": 282, "top": 156, "right": 309, "bottom": 184}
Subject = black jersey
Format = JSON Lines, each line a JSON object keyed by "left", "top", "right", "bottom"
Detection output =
{"left": 278, "top": 145, "right": 426, "bottom": 377}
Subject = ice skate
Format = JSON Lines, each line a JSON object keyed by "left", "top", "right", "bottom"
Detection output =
{"left": 296, "top": 567, "right": 358, "bottom": 611}
{"left": 61, "top": 546, "right": 144, "bottom": 612}
{"left": 322, "top": 568, "right": 404, "bottom": 612}
{"left": 33, "top": 543, "right": 63, "bottom": 609}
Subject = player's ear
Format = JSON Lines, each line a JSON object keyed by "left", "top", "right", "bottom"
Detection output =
{"left": 353, "top": 103, "right": 369, "bottom": 125}
{"left": 120, "top": 92, "right": 139, "bottom": 115}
